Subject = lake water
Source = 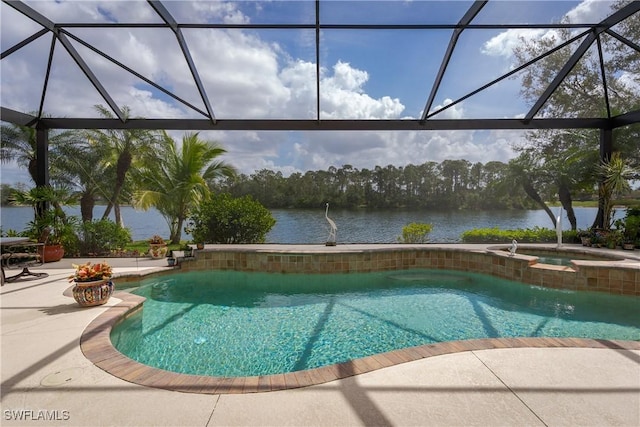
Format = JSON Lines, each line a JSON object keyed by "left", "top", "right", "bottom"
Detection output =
{"left": 0, "top": 205, "right": 606, "bottom": 243}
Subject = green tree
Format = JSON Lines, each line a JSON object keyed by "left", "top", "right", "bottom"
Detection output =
{"left": 75, "top": 219, "right": 131, "bottom": 256}
{"left": 597, "top": 152, "right": 637, "bottom": 229}
{"left": 54, "top": 136, "right": 111, "bottom": 222}
{"left": 87, "top": 105, "right": 164, "bottom": 226}
{"left": 187, "top": 193, "right": 275, "bottom": 244}
{"left": 1, "top": 183, "right": 26, "bottom": 206}
{"left": 10, "top": 185, "right": 78, "bottom": 248}
{"left": 500, "top": 155, "right": 557, "bottom": 224}
{"left": 133, "top": 132, "right": 236, "bottom": 244}
{"left": 0, "top": 119, "right": 79, "bottom": 184}
{"left": 513, "top": 2, "right": 639, "bottom": 228}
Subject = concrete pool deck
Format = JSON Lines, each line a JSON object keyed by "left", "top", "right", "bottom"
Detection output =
{"left": 1, "top": 245, "right": 639, "bottom": 426}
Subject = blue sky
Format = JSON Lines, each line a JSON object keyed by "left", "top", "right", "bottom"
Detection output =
{"left": 0, "top": 0, "right": 627, "bottom": 185}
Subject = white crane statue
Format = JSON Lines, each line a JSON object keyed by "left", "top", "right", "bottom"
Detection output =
{"left": 325, "top": 203, "right": 337, "bottom": 246}
{"left": 556, "top": 207, "right": 563, "bottom": 248}
{"left": 509, "top": 239, "right": 518, "bottom": 256}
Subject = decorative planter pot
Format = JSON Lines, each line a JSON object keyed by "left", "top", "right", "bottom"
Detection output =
{"left": 167, "top": 258, "right": 176, "bottom": 266}
{"left": 72, "top": 279, "right": 114, "bottom": 307}
{"left": 40, "top": 244, "right": 65, "bottom": 263}
{"left": 623, "top": 243, "right": 635, "bottom": 250}
{"left": 149, "top": 244, "right": 168, "bottom": 259}
{"left": 196, "top": 243, "right": 204, "bottom": 250}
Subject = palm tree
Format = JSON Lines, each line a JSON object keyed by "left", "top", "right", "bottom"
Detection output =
{"left": 1, "top": 120, "right": 80, "bottom": 184}
{"left": 87, "top": 105, "right": 163, "bottom": 226}
{"left": 10, "top": 185, "right": 77, "bottom": 250}
{"left": 1, "top": 120, "right": 81, "bottom": 223}
{"left": 597, "top": 153, "right": 636, "bottom": 230}
{"left": 133, "top": 132, "right": 236, "bottom": 244}
{"left": 53, "top": 137, "right": 111, "bottom": 222}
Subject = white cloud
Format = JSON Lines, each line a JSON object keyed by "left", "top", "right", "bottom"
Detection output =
{"left": 565, "top": 0, "right": 614, "bottom": 24}
{"left": 618, "top": 71, "right": 640, "bottom": 93}
{"left": 320, "top": 61, "right": 405, "bottom": 119}
{"left": 1, "top": 0, "right": 534, "bottom": 184}
{"left": 481, "top": 0, "right": 614, "bottom": 59}
{"left": 428, "top": 98, "right": 464, "bottom": 119}
{"left": 121, "top": 33, "right": 159, "bottom": 78}
{"left": 326, "top": 61, "right": 369, "bottom": 92}
{"left": 279, "top": 60, "right": 316, "bottom": 119}
{"left": 177, "top": 1, "right": 250, "bottom": 24}
{"left": 482, "top": 29, "right": 550, "bottom": 58}
{"left": 126, "top": 87, "right": 186, "bottom": 118}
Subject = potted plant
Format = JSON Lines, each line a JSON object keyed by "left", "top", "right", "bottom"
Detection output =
{"left": 622, "top": 213, "right": 639, "bottom": 250}
{"left": 590, "top": 230, "right": 605, "bottom": 248}
{"left": 181, "top": 243, "right": 193, "bottom": 257}
{"left": 11, "top": 186, "right": 77, "bottom": 262}
{"left": 68, "top": 261, "right": 114, "bottom": 307}
{"left": 577, "top": 229, "right": 592, "bottom": 246}
{"left": 148, "top": 235, "right": 168, "bottom": 258}
{"left": 605, "top": 230, "right": 622, "bottom": 249}
{"left": 21, "top": 208, "right": 80, "bottom": 263}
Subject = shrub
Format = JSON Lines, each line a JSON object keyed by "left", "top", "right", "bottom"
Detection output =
{"left": 76, "top": 220, "right": 132, "bottom": 256}
{"left": 461, "top": 227, "right": 577, "bottom": 243}
{"left": 188, "top": 193, "right": 276, "bottom": 244}
{"left": 398, "top": 222, "right": 433, "bottom": 243}
{"left": 621, "top": 207, "right": 640, "bottom": 244}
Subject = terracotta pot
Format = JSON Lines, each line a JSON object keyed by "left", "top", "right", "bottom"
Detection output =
{"left": 72, "top": 279, "right": 114, "bottom": 307}
{"left": 40, "top": 244, "right": 64, "bottom": 263}
{"left": 148, "top": 244, "right": 168, "bottom": 259}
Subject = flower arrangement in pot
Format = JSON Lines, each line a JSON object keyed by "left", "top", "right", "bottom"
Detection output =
{"left": 148, "top": 235, "right": 168, "bottom": 259}
{"left": 69, "top": 261, "right": 114, "bottom": 307}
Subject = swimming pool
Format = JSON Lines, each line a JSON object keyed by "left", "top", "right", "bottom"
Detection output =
{"left": 111, "top": 269, "right": 640, "bottom": 377}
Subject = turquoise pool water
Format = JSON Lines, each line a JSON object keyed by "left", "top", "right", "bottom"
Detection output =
{"left": 534, "top": 255, "right": 575, "bottom": 266}
{"left": 111, "top": 269, "right": 640, "bottom": 377}
{"left": 515, "top": 251, "right": 619, "bottom": 267}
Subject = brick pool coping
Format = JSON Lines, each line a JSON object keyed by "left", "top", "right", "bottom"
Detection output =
{"left": 81, "top": 244, "right": 639, "bottom": 394}
{"left": 81, "top": 291, "right": 640, "bottom": 394}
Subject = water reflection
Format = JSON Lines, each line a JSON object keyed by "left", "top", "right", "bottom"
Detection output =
{"left": 0, "top": 206, "right": 608, "bottom": 243}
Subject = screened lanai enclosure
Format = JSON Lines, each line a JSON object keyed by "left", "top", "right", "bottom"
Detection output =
{"left": 1, "top": 0, "right": 639, "bottom": 218}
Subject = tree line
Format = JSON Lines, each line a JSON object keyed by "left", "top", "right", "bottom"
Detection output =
{"left": 211, "top": 161, "right": 544, "bottom": 211}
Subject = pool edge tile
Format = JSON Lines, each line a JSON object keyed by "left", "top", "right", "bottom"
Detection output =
{"left": 80, "top": 289, "right": 640, "bottom": 395}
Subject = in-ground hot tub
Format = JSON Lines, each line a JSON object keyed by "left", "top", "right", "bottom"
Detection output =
{"left": 493, "top": 245, "right": 627, "bottom": 267}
